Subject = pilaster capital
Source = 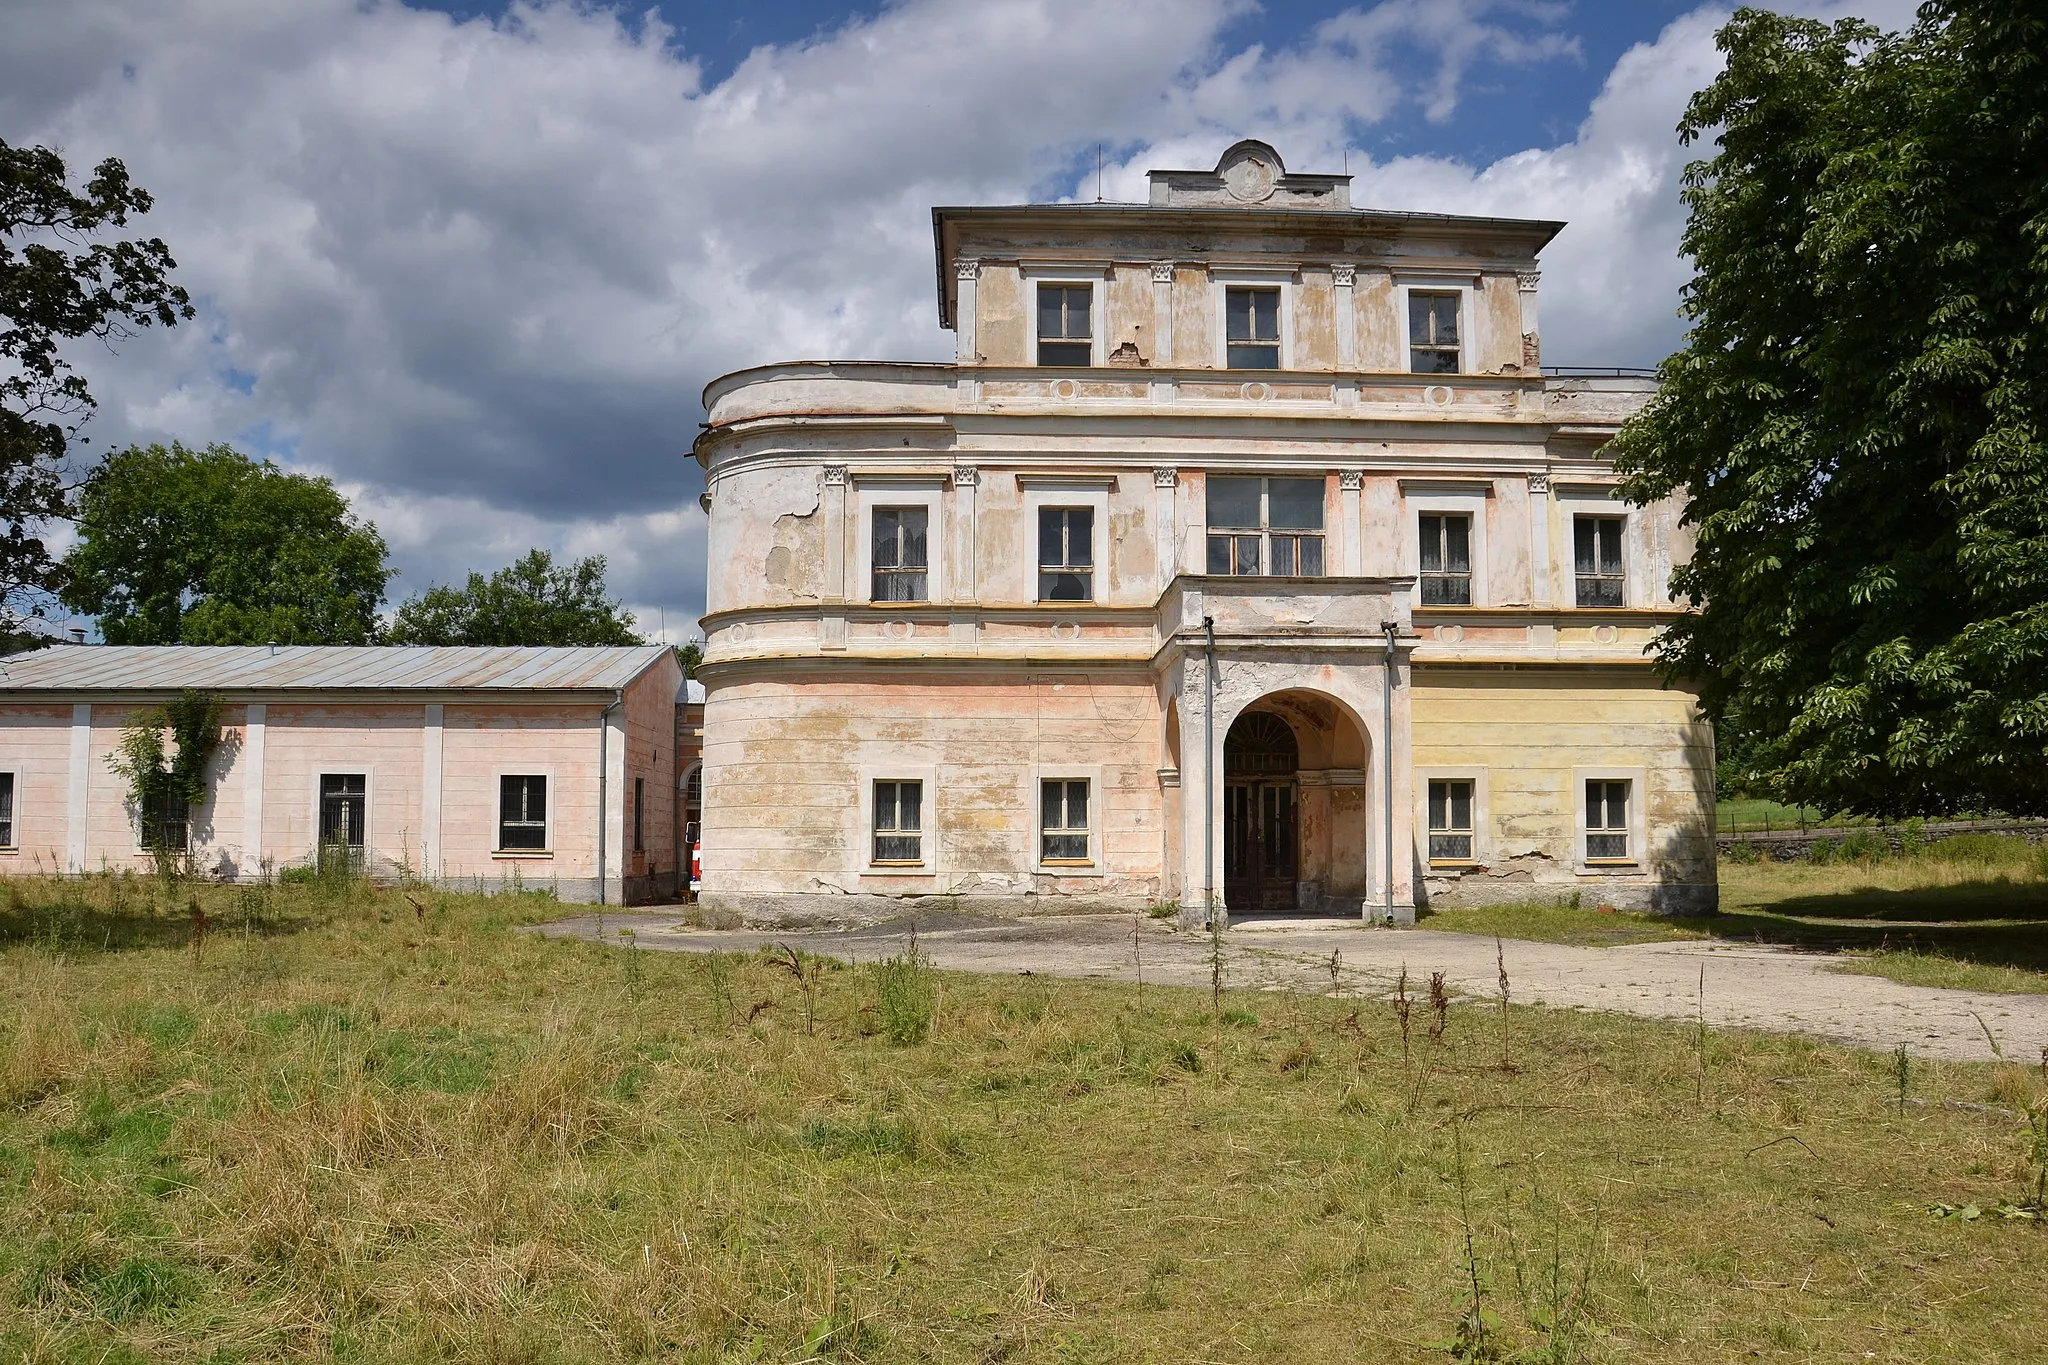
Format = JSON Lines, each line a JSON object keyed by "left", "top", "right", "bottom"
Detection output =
{"left": 1516, "top": 267, "right": 1541, "bottom": 293}
{"left": 1339, "top": 470, "right": 1364, "bottom": 491}
{"left": 1528, "top": 471, "right": 1550, "bottom": 494}
{"left": 1151, "top": 260, "right": 1176, "bottom": 284}
{"left": 955, "top": 256, "right": 982, "bottom": 282}
{"left": 1331, "top": 263, "right": 1357, "bottom": 287}
{"left": 1153, "top": 466, "right": 1179, "bottom": 489}
{"left": 953, "top": 465, "right": 980, "bottom": 487}
{"left": 822, "top": 464, "right": 847, "bottom": 487}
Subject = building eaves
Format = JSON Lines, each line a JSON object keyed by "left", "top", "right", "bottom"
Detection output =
{"left": 0, "top": 645, "right": 675, "bottom": 696}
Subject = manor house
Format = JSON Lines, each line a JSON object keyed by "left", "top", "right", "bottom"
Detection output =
{"left": 693, "top": 141, "right": 1712, "bottom": 924}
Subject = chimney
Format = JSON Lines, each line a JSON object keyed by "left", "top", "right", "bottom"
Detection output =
{"left": 68, "top": 628, "right": 86, "bottom": 645}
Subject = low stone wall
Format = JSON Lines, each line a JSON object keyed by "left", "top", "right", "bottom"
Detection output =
{"left": 1718, "top": 819, "right": 2048, "bottom": 862}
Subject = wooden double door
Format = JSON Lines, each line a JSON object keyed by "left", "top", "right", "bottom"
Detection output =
{"left": 1224, "top": 779, "right": 1299, "bottom": 913}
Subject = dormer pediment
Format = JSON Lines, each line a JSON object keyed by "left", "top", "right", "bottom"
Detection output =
{"left": 1146, "top": 139, "right": 1352, "bottom": 210}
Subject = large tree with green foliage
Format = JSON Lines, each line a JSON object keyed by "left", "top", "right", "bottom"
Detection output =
{"left": 387, "top": 549, "right": 641, "bottom": 647}
{"left": 1614, "top": 2, "right": 2048, "bottom": 817}
{"left": 1, "top": 139, "right": 192, "bottom": 640}
{"left": 63, "top": 442, "right": 391, "bottom": 644}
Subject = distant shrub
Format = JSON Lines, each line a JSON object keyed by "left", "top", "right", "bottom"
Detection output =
{"left": 1899, "top": 818, "right": 1927, "bottom": 856}
{"left": 1807, "top": 837, "right": 1838, "bottom": 866}
{"left": 873, "top": 942, "right": 936, "bottom": 1045}
{"left": 1723, "top": 841, "right": 1762, "bottom": 865}
{"left": 1931, "top": 834, "right": 2037, "bottom": 870}
{"left": 1839, "top": 829, "right": 1884, "bottom": 862}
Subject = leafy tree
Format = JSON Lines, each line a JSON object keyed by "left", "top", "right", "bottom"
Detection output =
{"left": 1614, "top": 2, "right": 2048, "bottom": 818}
{"left": 387, "top": 549, "right": 641, "bottom": 647}
{"left": 63, "top": 442, "right": 391, "bottom": 644}
{"left": 674, "top": 640, "right": 702, "bottom": 679}
{"left": 1, "top": 140, "right": 192, "bottom": 636}
{"left": 107, "top": 689, "right": 226, "bottom": 866}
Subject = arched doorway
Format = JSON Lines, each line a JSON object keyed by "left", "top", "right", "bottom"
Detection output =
{"left": 1224, "top": 710, "right": 1300, "bottom": 912}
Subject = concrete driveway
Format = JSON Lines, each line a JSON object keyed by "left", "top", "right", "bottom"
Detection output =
{"left": 533, "top": 910, "right": 2048, "bottom": 1063}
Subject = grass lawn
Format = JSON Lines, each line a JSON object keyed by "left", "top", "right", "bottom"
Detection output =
{"left": 1419, "top": 839, "right": 2048, "bottom": 996}
{"left": 1714, "top": 798, "right": 1859, "bottom": 833}
{"left": 4, "top": 876, "right": 2048, "bottom": 1361}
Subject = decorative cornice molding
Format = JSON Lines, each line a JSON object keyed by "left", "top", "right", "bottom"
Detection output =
{"left": 1153, "top": 466, "right": 1179, "bottom": 488}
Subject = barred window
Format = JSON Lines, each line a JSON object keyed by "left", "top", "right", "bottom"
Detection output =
{"left": 142, "top": 788, "right": 189, "bottom": 853}
{"left": 0, "top": 772, "right": 14, "bottom": 847}
{"left": 873, "top": 780, "right": 923, "bottom": 864}
{"left": 499, "top": 774, "right": 548, "bottom": 851}
{"left": 1585, "top": 780, "right": 1630, "bottom": 861}
{"left": 1427, "top": 780, "right": 1474, "bottom": 863}
{"left": 1419, "top": 513, "right": 1472, "bottom": 605}
{"left": 1040, "top": 779, "right": 1090, "bottom": 863}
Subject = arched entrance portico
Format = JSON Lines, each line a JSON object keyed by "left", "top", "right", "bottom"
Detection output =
{"left": 1218, "top": 690, "right": 1372, "bottom": 917}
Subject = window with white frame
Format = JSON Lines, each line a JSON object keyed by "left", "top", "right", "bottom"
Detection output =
{"left": 872, "top": 779, "right": 923, "bottom": 864}
{"left": 1225, "top": 286, "right": 1281, "bottom": 368}
{"left": 871, "top": 506, "right": 930, "bottom": 602}
{"left": 1039, "top": 778, "right": 1090, "bottom": 862}
{"left": 1418, "top": 513, "right": 1472, "bottom": 605}
{"left": 1584, "top": 779, "right": 1630, "bottom": 861}
{"left": 1574, "top": 516, "right": 1626, "bottom": 607}
{"left": 1037, "top": 283, "right": 1093, "bottom": 367}
{"left": 1427, "top": 779, "right": 1475, "bottom": 863}
{"left": 1207, "top": 475, "right": 1325, "bottom": 576}
{"left": 0, "top": 772, "right": 12, "bottom": 847}
{"left": 1037, "top": 506, "right": 1094, "bottom": 601}
{"left": 1408, "top": 291, "right": 1462, "bottom": 373}
{"left": 499, "top": 774, "right": 548, "bottom": 851}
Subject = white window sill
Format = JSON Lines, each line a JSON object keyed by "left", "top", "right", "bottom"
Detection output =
{"left": 862, "top": 864, "right": 932, "bottom": 878}
{"left": 1036, "top": 861, "right": 1101, "bottom": 877}
{"left": 492, "top": 850, "right": 554, "bottom": 860}
{"left": 1577, "top": 860, "right": 1640, "bottom": 874}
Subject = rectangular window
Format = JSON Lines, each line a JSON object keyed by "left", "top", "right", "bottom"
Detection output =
{"left": 1574, "top": 516, "right": 1626, "bottom": 607}
{"left": 1037, "top": 506, "right": 1094, "bottom": 601}
{"left": 1585, "top": 780, "right": 1630, "bottom": 861}
{"left": 1427, "top": 780, "right": 1475, "bottom": 863}
{"left": 1409, "top": 291, "right": 1461, "bottom": 373}
{"left": 1040, "top": 779, "right": 1090, "bottom": 863}
{"left": 871, "top": 506, "right": 929, "bottom": 602}
{"left": 142, "top": 789, "right": 190, "bottom": 853}
{"left": 1037, "top": 283, "right": 1092, "bottom": 366}
{"left": 872, "top": 779, "right": 923, "bottom": 864}
{"left": 1418, "top": 513, "right": 1472, "bottom": 606}
{"left": 1225, "top": 286, "right": 1281, "bottom": 369}
{"left": 499, "top": 774, "right": 548, "bottom": 851}
{"left": 318, "top": 773, "right": 366, "bottom": 871}
{"left": 1206, "top": 475, "right": 1325, "bottom": 576}
{"left": 633, "top": 776, "right": 645, "bottom": 854}
{"left": 0, "top": 773, "right": 13, "bottom": 847}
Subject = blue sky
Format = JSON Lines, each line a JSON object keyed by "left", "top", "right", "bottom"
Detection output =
{"left": 4, "top": 0, "right": 1914, "bottom": 633}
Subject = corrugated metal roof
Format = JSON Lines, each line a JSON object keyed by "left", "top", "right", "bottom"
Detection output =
{"left": 677, "top": 678, "right": 705, "bottom": 704}
{"left": 0, "top": 645, "right": 673, "bottom": 694}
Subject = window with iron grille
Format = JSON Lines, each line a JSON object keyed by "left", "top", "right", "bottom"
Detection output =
{"left": 1585, "top": 779, "right": 1630, "bottom": 861}
{"left": 499, "top": 774, "right": 548, "bottom": 851}
{"left": 1408, "top": 291, "right": 1461, "bottom": 373}
{"left": 0, "top": 772, "right": 14, "bottom": 847}
{"left": 1037, "top": 506, "right": 1094, "bottom": 601}
{"left": 683, "top": 765, "right": 702, "bottom": 808}
{"left": 1225, "top": 287, "right": 1281, "bottom": 369}
{"left": 1040, "top": 779, "right": 1090, "bottom": 863}
{"left": 1574, "top": 516, "right": 1625, "bottom": 607}
{"left": 1418, "top": 513, "right": 1472, "bottom": 605}
{"left": 141, "top": 788, "right": 190, "bottom": 853}
{"left": 1037, "top": 283, "right": 1093, "bottom": 366}
{"left": 872, "top": 780, "right": 923, "bottom": 864}
{"left": 1206, "top": 475, "right": 1325, "bottom": 576}
{"left": 1428, "top": 780, "right": 1474, "bottom": 862}
{"left": 871, "top": 506, "right": 929, "bottom": 602}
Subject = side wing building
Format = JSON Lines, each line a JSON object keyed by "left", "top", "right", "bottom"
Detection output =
{"left": 693, "top": 142, "right": 1712, "bottom": 924}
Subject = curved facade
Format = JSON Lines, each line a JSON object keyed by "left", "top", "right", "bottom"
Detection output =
{"left": 693, "top": 143, "right": 1714, "bottom": 925}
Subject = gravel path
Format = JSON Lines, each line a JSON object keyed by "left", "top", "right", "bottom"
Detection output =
{"left": 533, "top": 911, "right": 2048, "bottom": 1063}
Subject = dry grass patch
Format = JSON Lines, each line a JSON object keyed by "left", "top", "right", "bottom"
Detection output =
{"left": 1, "top": 873, "right": 2046, "bottom": 1361}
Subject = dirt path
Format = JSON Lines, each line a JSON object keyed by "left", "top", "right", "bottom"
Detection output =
{"left": 533, "top": 911, "right": 2048, "bottom": 1063}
